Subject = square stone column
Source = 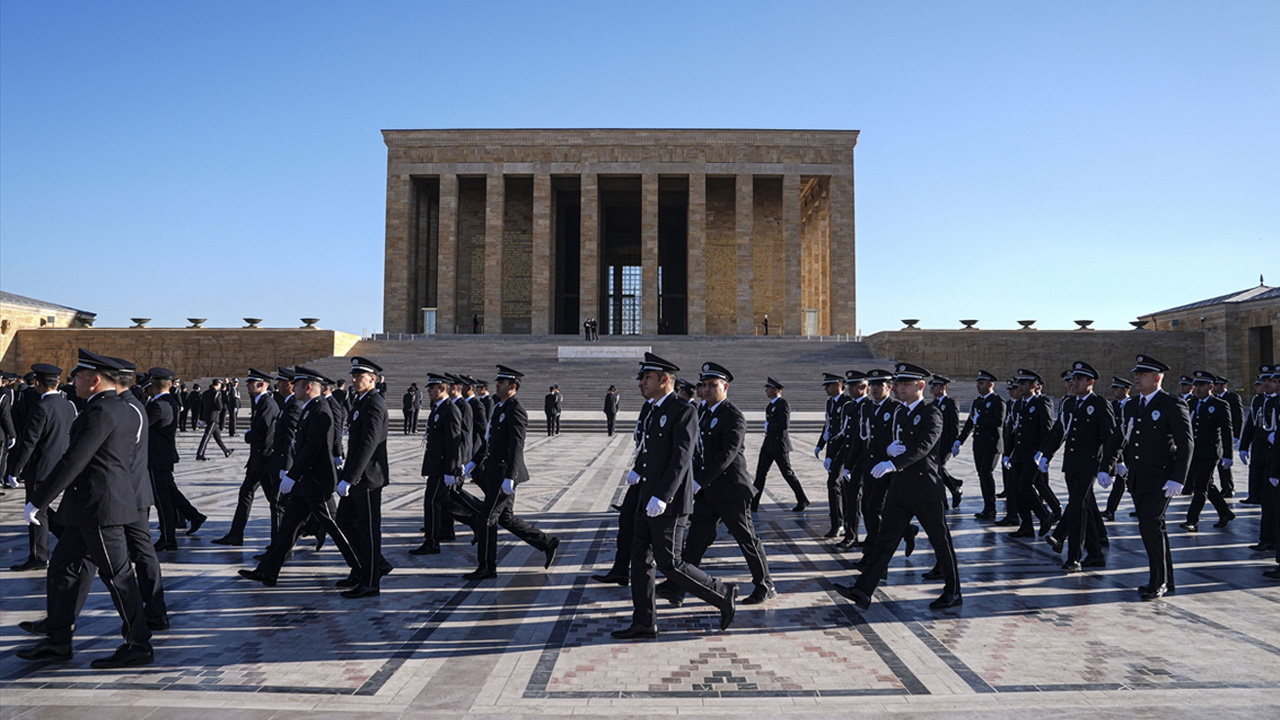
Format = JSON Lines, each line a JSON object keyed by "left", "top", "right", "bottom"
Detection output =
{"left": 782, "top": 174, "right": 802, "bottom": 335}
{"left": 829, "top": 173, "right": 855, "bottom": 335}
{"left": 383, "top": 173, "right": 413, "bottom": 333}
{"left": 437, "top": 173, "right": 458, "bottom": 334}
{"left": 531, "top": 173, "right": 552, "bottom": 335}
{"left": 736, "top": 174, "right": 755, "bottom": 335}
{"left": 641, "top": 173, "right": 659, "bottom": 334}
{"left": 483, "top": 173, "right": 505, "bottom": 334}
{"left": 687, "top": 174, "right": 707, "bottom": 335}
{"left": 579, "top": 174, "right": 599, "bottom": 332}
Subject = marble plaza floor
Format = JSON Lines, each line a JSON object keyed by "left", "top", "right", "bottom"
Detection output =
{"left": 1, "top": 426, "right": 1278, "bottom": 719}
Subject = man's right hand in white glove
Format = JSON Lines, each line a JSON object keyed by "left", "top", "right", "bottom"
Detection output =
{"left": 1270, "top": 477, "right": 1279, "bottom": 488}
{"left": 279, "top": 475, "right": 296, "bottom": 494}
{"left": 463, "top": 461, "right": 475, "bottom": 477}
{"left": 1002, "top": 456, "right": 1011, "bottom": 470}
{"left": 645, "top": 496, "right": 667, "bottom": 517}
{"left": 871, "top": 460, "right": 896, "bottom": 479}
{"left": 443, "top": 474, "right": 456, "bottom": 487}
{"left": 1097, "top": 471, "right": 1113, "bottom": 490}
{"left": 23, "top": 502, "right": 40, "bottom": 526}
{"left": 626, "top": 470, "right": 641, "bottom": 486}
{"left": 843, "top": 468, "right": 851, "bottom": 481}
{"left": 886, "top": 440, "right": 905, "bottom": 458}
{"left": 1116, "top": 462, "right": 1129, "bottom": 477}
{"left": 4, "top": 475, "right": 17, "bottom": 489}
{"left": 337, "top": 480, "right": 351, "bottom": 497}
{"left": 1033, "top": 451, "right": 1044, "bottom": 465}
{"left": 951, "top": 441, "right": 961, "bottom": 458}
{"left": 1240, "top": 450, "right": 1250, "bottom": 465}
{"left": 823, "top": 457, "right": 832, "bottom": 472}
{"left": 1037, "top": 456, "right": 1050, "bottom": 474}
{"left": 814, "top": 445, "right": 822, "bottom": 460}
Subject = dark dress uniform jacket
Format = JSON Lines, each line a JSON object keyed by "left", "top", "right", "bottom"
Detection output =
{"left": 343, "top": 390, "right": 389, "bottom": 489}
{"left": 244, "top": 393, "right": 280, "bottom": 464}
{"left": 30, "top": 390, "right": 141, "bottom": 527}
{"left": 763, "top": 396, "right": 793, "bottom": 454}
{"left": 1122, "top": 390, "right": 1193, "bottom": 493}
{"left": 8, "top": 391, "right": 76, "bottom": 484}
{"left": 468, "top": 396, "right": 489, "bottom": 466}
{"left": 695, "top": 400, "right": 753, "bottom": 501}
{"left": 840, "top": 397, "right": 870, "bottom": 470}
{"left": 1239, "top": 394, "right": 1273, "bottom": 450}
{"left": 420, "top": 399, "right": 463, "bottom": 477}
{"left": 454, "top": 397, "right": 474, "bottom": 466}
{"left": 636, "top": 393, "right": 697, "bottom": 516}
{"left": 1219, "top": 390, "right": 1244, "bottom": 439}
{"left": 884, "top": 400, "right": 944, "bottom": 503}
{"left": 1189, "top": 395, "right": 1233, "bottom": 462}
{"left": 604, "top": 393, "right": 619, "bottom": 417}
{"left": 146, "top": 392, "right": 180, "bottom": 472}
{"left": 1012, "top": 395, "right": 1054, "bottom": 463}
{"left": 200, "top": 387, "right": 223, "bottom": 423}
{"left": 817, "top": 394, "right": 851, "bottom": 459}
{"left": 290, "top": 397, "right": 339, "bottom": 497}
{"left": 860, "top": 397, "right": 904, "bottom": 468}
{"left": 120, "top": 391, "right": 155, "bottom": 509}
{"left": 935, "top": 395, "right": 960, "bottom": 460}
{"left": 270, "top": 394, "right": 301, "bottom": 475}
{"left": 1040, "top": 393, "right": 1119, "bottom": 474}
{"left": 481, "top": 396, "right": 530, "bottom": 490}
{"left": 958, "top": 392, "right": 1006, "bottom": 454}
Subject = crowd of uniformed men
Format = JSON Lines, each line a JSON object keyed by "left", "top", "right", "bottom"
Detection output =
{"left": 1, "top": 348, "right": 1277, "bottom": 663}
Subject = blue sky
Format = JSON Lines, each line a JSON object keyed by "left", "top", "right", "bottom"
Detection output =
{"left": 2, "top": 1, "right": 1275, "bottom": 335}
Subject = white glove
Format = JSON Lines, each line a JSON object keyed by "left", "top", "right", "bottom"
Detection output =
{"left": 6, "top": 438, "right": 14, "bottom": 449}
{"left": 626, "top": 470, "right": 641, "bottom": 486}
{"left": 334, "top": 456, "right": 344, "bottom": 469}
{"left": 4, "top": 475, "right": 17, "bottom": 488}
{"left": 1116, "top": 462, "right": 1129, "bottom": 477}
{"left": 871, "top": 460, "right": 896, "bottom": 479}
{"left": 23, "top": 502, "right": 40, "bottom": 526}
{"left": 279, "top": 469, "right": 288, "bottom": 481}
{"left": 1033, "top": 451, "right": 1044, "bottom": 465}
{"left": 1240, "top": 450, "right": 1250, "bottom": 465}
{"left": 1037, "top": 457, "right": 1049, "bottom": 474}
{"left": 502, "top": 478, "right": 515, "bottom": 495}
{"left": 463, "top": 461, "right": 475, "bottom": 477}
{"left": 842, "top": 468, "right": 851, "bottom": 480}
{"left": 1270, "top": 477, "right": 1279, "bottom": 488}
{"left": 279, "top": 475, "right": 296, "bottom": 494}
{"left": 692, "top": 479, "right": 702, "bottom": 494}
{"left": 1269, "top": 431, "right": 1275, "bottom": 444}
{"left": 1162, "top": 481, "right": 1182, "bottom": 498}
{"left": 951, "top": 441, "right": 961, "bottom": 458}
{"left": 1221, "top": 458, "right": 1233, "bottom": 470}
{"left": 887, "top": 440, "right": 905, "bottom": 458}
{"left": 1097, "top": 471, "right": 1113, "bottom": 490}
{"left": 645, "top": 496, "right": 667, "bottom": 517}
{"left": 337, "top": 480, "right": 351, "bottom": 497}
{"left": 1233, "top": 438, "right": 1241, "bottom": 452}
{"left": 443, "top": 474, "right": 456, "bottom": 487}
{"left": 814, "top": 445, "right": 822, "bottom": 459}
{"left": 1001, "top": 456, "right": 1011, "bottom": 470}
{"left": 823, "top": 457, "right": 832, "bottom": 471}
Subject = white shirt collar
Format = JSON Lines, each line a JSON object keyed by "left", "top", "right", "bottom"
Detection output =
{"left": 707, "top": 399, "right": 724, "bottom": 415}
{"left": 653, "top": 391, "right": 674, "bottom": 408}
{"left": 1141, "top": 388, "right": 1160, "bottom": 404}
{"left": 906, "top": 397, "right": 923, "bottom": 412}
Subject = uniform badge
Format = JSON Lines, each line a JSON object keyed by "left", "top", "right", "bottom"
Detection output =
{"left": 1086, "top": 405, "right": 1094, "bottom": 415}
{"left": 500, "top": 413, "right": 506, "bottom": 423}
{"left": 1209, "top": 406, "right": 1216, "bottom": 414}
{"left": 913, "top": 415, "right": 921, "bottom": 425}
{"left": 660, "top": 415, "right": 668, "bottom": 428}
{"left": 353, "top": 411, "right": 360, "bottom": 420}
{"left": 1152, "top": 410, "right": 1161, "bottom": 421}
{"left": 302, "top": 412, "right": 310, "bottom": 420}
{"left": 1029, "top": 405, "right": 1035, "bottom": 413}
{"left": 883, "top": 412, "right": 890, "bottom": 421}
{"left": 711, "top": 417, "right": 719, "bottom": 428}
{"left": 432, "top": 413, "right": 438, "bottom": 422}
{"left": 703, "top": 363, "right": 710, "bottom": 372}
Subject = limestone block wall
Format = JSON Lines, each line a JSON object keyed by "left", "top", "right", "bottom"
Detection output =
{"left": 0, "top": 301, "right": 85, "bottom": 371}
{"left": 705, "top": 177, "right": 737, "bottom": 335}
{"left": 6, "top": 328, "right": 360, "bottom": 380}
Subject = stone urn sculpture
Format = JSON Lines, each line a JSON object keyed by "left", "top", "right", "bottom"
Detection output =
{"left": 1074, "top": 320, "right": 1094, "bottom": 331}
{"left": 960, "top": 319, "right": 978, "bottom": 330}
{"left": 1017, "top": 320, "right": 1036, "bottom": 330}
{"left": 186, "top": 318, "right": 206, "bottom": 329}
{"left": 1130, "top": 320, "right": 1149, "bottom": 330}
{"left": 243, "top": 318, "right": 262, "bottom": 328}
{"left": 300, "top": 318, "right": 320, "bottom": 329}
{"left": 900, "top": 319, "right": 920, "bottom": 330}
{"left": 130, "top": 318, "right": 150, "bottom": 329}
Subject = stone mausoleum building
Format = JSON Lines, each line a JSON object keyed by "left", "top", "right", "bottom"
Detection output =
{"left": 381, "top": 129, "right": 857, "bottom": 336}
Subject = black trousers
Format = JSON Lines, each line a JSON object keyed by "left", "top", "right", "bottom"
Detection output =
{"left": 1000, "top": 461, "right": 1019, "bottom": 519}
{"left": 475, "top": 485, "right": 555, "bottom": 572}
{"left": 229, "top": 459, "right": 280, "bottom": 540}
{"left": 841, "top": 469, "right": 864, "bottom": 540}
{"left": 227, "top": 409, "right": 239, "bottom": 435}
{"left": 67, "top": 515, "right": 167, "bottom": 623}
{"left": 606, "top": 412, "right": 616, "bottom": 435}
{"left": 752, "top": 447, "right": 807, "bottom": 510}
{"left": 197, "top": 421, "right": 229, "bottom": 457}
{"left": 256, "top": 490, "right": 359, "bottom": 581}
{"left": 854, "top": 497, "right": 959, "bottom": 597}
{"left": 23, "top": 479, "right": 50, "bottom": 563}
{"left": 825, "top": 457, "right": 845, "bottom": 531}
{"left": 630, "top": 511, "right": 730, "bottom": 628}
{"left": 1034, "top": 467, "right": 1062, "bottom": 517}
{"left": 422, "top": 473, "right": 448, "bottom": 547}
{"left": 336, "top": 487, "right": 384, "bottom": 588}
{"left": 1248, "top": 444, "right": 1274, "bottom": 542}
{"left": 149, "top": 469, "right": 201, "bottom": 545}
{"left": 178, "top": 407, "right": 191, "bottom": 431}
{"left": 607, "top": 483, "right": 642, "bottom": 574}
{"left": 1218, "top": 461, "right": 1235, "bottom": 495}
{"left": 1186, "top": 456, "right": 1231, "bottom": 524}
{"left": 1131, "top": 481, "right": 1175, "bottom": 590}
{"left": 682, "top": 491, "right": 772, "bottom": 589}
{"left": 973, "top": 449, "right": 999, "bottom": 513}
{"left": 1105, "top": 473, "right": 1128, "bottom": 515}
{"left": 545, "top": 412, "right": 556, "bottom": 436}
{"left": 938, "top": 452, "right": 962, "bottom": 495}
{"left": 1052, "top": 472, "right": 1104, "bottom": 562}
{"left": 403, "top": 409, "right": 419, "bottom": 434}
{"left": 861, "top": 476, "right": 889, "bottom": 552}
{"left": 46, "top": 523, "right": 152, "bottom": 649}
{"left": 1013, "top": 460, "right": 1049, "bottom": 530}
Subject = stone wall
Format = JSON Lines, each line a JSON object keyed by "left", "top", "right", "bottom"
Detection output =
{"left": 753, "top": 177, "right": 783, "bottom": 333}
{"left": 1, "top": 301, "right": 86, "bottom": 371}
{"left": 705, "top": 177, "right": 737, "bottom": 335}
{"left": 865, "top": 329, "right": 1207, "bottom": 385}
{"left": 502, "top": 177, "right": 534, "bottom": 334}
{"left": 456, "top": 177, "right": 486, "bottom": 333}
{"left": 1139, "top": 294, "right": 1280, "bottom": 385}
{"left": 5, "top": 328, "right": 360, "bottom": 380}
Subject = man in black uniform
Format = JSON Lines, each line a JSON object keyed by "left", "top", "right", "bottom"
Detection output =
{"left": 1122, "top": 354, "right": 1192, "bottom": 600}
{"left": 413, "top": 373, "right": 463, "bottom": 555}
{"left": 1263, "top": 375, "right": 1280, "bottom": 580}
{"left": 544, "top": 386, "right": 559, "bottom": 437}
{"left": 148, "top": 365, "right": 204, "bottom": 552}
{"left": 929, "top": 375, "right": 963, "bottom": 509}
{"left": 604, "top": 385, "right": 620, "bottom": 436}
{"left": 225, "top": 379, "right": 241, "bottom": 436}
{"left": 1009, "top": 370, "right": 1054, "bottom": 538}
{"left": 196, "top": 379, "right": 233, "bottom": 461}
{"left": 835, "top": 370, "right": 871, "bottom": 549}
{"left": 752, "top": 377, "right": 809, "bottom": 512}
{"left": 834, "top": 363, "right": 960, "bottom": 611}
{"left": 612, "top": 353, "right": 736, "bottom": 639}
{"left": 956, "top": 370, "right": 1005, "bottom": 519}
{"left": 185, "top": 383, "right": 202, "bottom": 432}
{"left": 402, "top": 384, "right": 421, "bottom": 434}
{"left": 1103, "top": 378, "right": 1135, "bottom": 521}
{"left": 814, "top": 373, "right": 850, "bottom": 538}
{"left": 7, "top": 364, "right": 76, "bottom": 571}
{"left": 213, "top": 368, "right": 280, "bottom": 545}
{"left": 852, "top": 369, "right": 918, "bottom": 567}
{"left": 1039, "top": 361, "right": 1118, "bottom": 571}
{"left": 1239, "top": 367, "right": 1276, "bottom": 550}
{"left": 17, "top": 350, "right": 153, "bottom": 668}
{"left": 260, "top": 367, "right": 300, "bottom": 549}
{"left": 335, "top": 357, "right": 392, "bottom": 598}
{"left": 1179, "top": 370, "right": 1236, "bottom": 532}
{"left": 592, "top": 383, "right": 650, "bottom": 587}
{"left": 1213, "top": 375, "right": 1243, "bottom": 497}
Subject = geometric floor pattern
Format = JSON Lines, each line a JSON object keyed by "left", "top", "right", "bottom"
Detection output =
{"left": 2, "top": 424, "right": 1278, "bottom": 719}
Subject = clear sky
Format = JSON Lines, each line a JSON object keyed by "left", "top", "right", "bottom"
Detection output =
{"left": 2, "top": 1, "right": 1276, "bottom": 335}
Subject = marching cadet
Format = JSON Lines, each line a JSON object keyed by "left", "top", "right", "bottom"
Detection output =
{"left": 835, "top": 370, "right": 869, "bottom": 549}
{"left": 591, "top": 378, "right": 650, "bottom": 587}
{"left": 815, "top": 373, "right": 851, "bottom": 538}
{"left": 17, "top": 350, "right": 154, "bottom": 668}
{"left": 955, "top": 370, "right": 1006, "bottom": 520}
{"left": 1239, "top": 366, "right": 1275, "bottom": 551}
{"left": 402, "top": 383, "right": 422, "bottom": 434}
{"left": 0, "top": 373, "right": 16, "bottom": 493}
{"left": 1008, "top": 370, "right": 1055, "bottom": 538}
{"left": 676, "top": 377, "right": 696, "bottom": 404}
{"left": 412, "top": 373, "right": 463, "bottom": 556}
{"left": 834, "top": 363, "right": 961, "bottom": 611}
{"left": 475, "top": 379, "right": 495, "bottom": 417}
{"left": 262, "top": 366, "right": 300, "bottom": 550}
{"left": 929, "top": 376, "right": 963, "bottom": 509}
{"left": 752, "top": 377, "right": 809, "bottom": 513}
{"left": 239, "top": 366, "right": 361, "bottom": 588}
{"left": 195, "top": 379, "right": 232, "bottom": 461}
{"left": 995, "top": 380, "right": 1023, "bottom": 525}
{"left": 214, "top": 368, "right": 279, "bottom": 546}
{"left": 461, "top": 375, "right": 489, "bottom": 481}
{"left": 1102, "top": 378, "right": 1135, "bottom": 521}
{"left": 853, "top": 369, "right": 918, "bottom": 568}
{"left": 466, "top": 365, "right": 560, "bottom": 580}
{"left": 335, "top": 357, "right": 392, "bottom": 598}
{"left": 148, "top": 364, "right": 204, "bottom": 553}
{"left": 665, "top": 363, "right": 776, "bottom": 606}
{"left": 1038, "top": 361, "right": 1118, "bottom": 571}
{"left": 1121, "top": 354, "right": 1193, "bottom": 600}
{"left": 1178, "top": 375, "right": 1195, "bottom": 401}
{"left": 6, "top": 364, "right": 76, "bottom": 571}
{"left": 440, "top": 373, "right": 475, "bottom": 543}
{"left": 225, "top": 378, "right": 241, "bottom": 436}
{"left": 1264, "top": 373, "right": 1280, "bottom": 580}
{"left": 1179, "top": 370, "right": 1236, "bottom": 532}
{"left": 1212, "top": 375, "right": 1243, "bottom": 497}
{"left": 612, "top": 353, "right": 736, "bottom": 640}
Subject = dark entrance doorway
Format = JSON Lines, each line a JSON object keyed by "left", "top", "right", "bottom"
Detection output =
{"left": 552, "top": 176, "right": 581, "bottom": 334}
{"left": 599, "top": 177, "right": 641, "bottom": 335}
{"left": 658, "top": 177, "right": 688, "bottom": 334}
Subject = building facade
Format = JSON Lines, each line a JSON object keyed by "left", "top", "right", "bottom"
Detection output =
{"left": 1138, "top": 283, "right": 1280, "bottom": 386}
{"left": 382, "top": 129, "right": 857, "bottom": 336}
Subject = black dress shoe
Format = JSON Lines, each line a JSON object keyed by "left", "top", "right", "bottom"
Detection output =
{"left": 835, "top": 537, "right": 863, "bottom": 551}
{"left": 903, "top": 525, "right": 918, "bottom": 557}
{"left": 340, "top": 585, "right": 380, "bottom": 599}
{"left": 1249, "top": 543, "right": 1276, "bottom": 552}
{"left": 823, "top": 527, "right": 845, "bottom": 539}
{"left": 1045, "top": 535, "right": 1064, "bottom": 553}
{"left": 1081, "top": 556, "right": 1107, "bottom": 568}
{"left": 543, "top": 536, "right": 560, "bottom": 569}
{"left": 16, "top": 640, "right": 72, "bottom": 661}
{"left": 719, "top": 586, "right": 738, "bottom": 631}
{"left": 929, "top": 592, "right": 963, "bottom": 609}
{"left": 1240, "top": 497, "right": 1261, "bottom": 505}
{"left": 656, "top": 586, "right": 684, "bottom": 607}
{"left": 238, "top": 568, "right": 277, "bottom": 586}
{"left": 195, "top": 456, "right": 208, "bottom": 461}
{"left": 210, "top": 535, "right": 243, "bottom": 546}
{"left": 1099, "top": 537, "right": 1110, "bottom": 547}
{"left": 1178, "top": 521, "right": 1198, "bottom": 532}
{"left": 850, "top": 556, "right": 871, "bottom": 570}
{"left": 154, "top": 541, "right": 178, "bottom": 552}
{"left": 610, "top": 625, "right": 658, "bottom": 640}
{"left": 10, "top": 559, "right": 48, "bottom": 572}
{"left": 461, "top": 568, "right": 497, "bottom": 581}
{"left": 995, "top": 516, "right": 1019, "bottom": 526}
{"left": 792, "top": 500, "right": 809, "bottom": 512}
{"left": 951, "top": 491, "right": 963, "bottom": 509}
{"left": 832, "top": 582, "right": 871, "bottom": 610}
{"left": 1213, "top": 511, "right": 1236, "bottom": 528}
{"left": 996, "top": 490, "right": 1007, "bottom": 498}
{"left": 253, "top": 551, "right": 268, "bottom": 560}
{"left": 975, "top": 509, "right": 996, "bottom": 520}
{"left": 591, "top": 572, "right": 629, "bottom": 586}
{"left": 741, "top": 585, "right": 777, "bottom": 605}
{"left": 224, "top": 449, "right": 236, "bottom": 459}
{"left": 90, "top": 643, "right": 154, "bottom": 669}
{"left": 146, "top": 616, "right": 170, "bottom": 631}
{"left": 336, "top": 572, "right": 360, "bottom": 588}
{"left": 18, "top": 619, "right": 50, "bottom": 636}
{"left": 1139, "top": 584, "right": 1166, "bottom": 600}
{"left": 1061, "top": 560, "right": 1082, "bottom": 573}
{"left": 409, "top": 542, "right": 441, "bottom": 556}
{"left": 1262, "top": 568, "right": 1280, "bottom": 581}
{"left": 185, "top": 514, "right": 207, "bottom": 536}
{"left": 1101, "top": 511, "right": 1115, "bottom": 522}
{"left": 1038, "top": 516, "right": 1054, "bottom": 537}
{"left": 922, "top": 567, "right": 943, "bottom": 581}
{"left": 1009, "top": 528, "right": 1034, "bottom": 538}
